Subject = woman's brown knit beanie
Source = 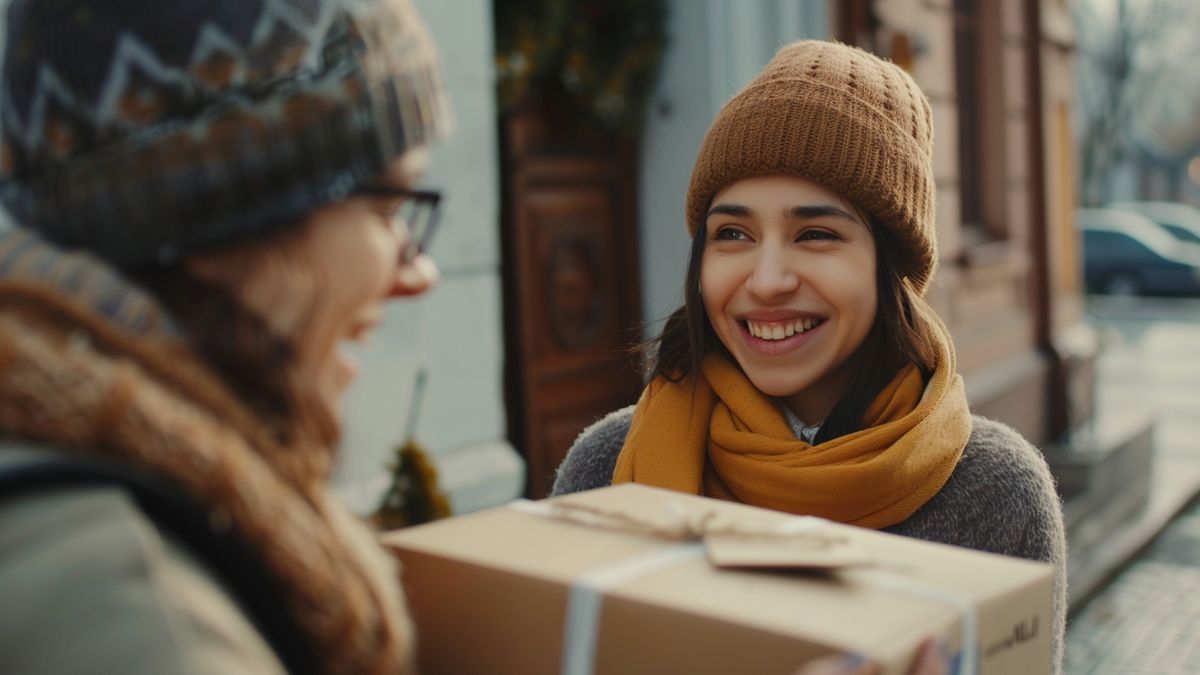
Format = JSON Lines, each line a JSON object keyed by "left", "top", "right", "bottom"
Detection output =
{"left": 686, "top": 40, "right": 937, "bottom": 295}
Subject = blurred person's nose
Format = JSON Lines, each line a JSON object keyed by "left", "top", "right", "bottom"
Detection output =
{"left": 389, "top": 253, "right": 439, "bottom": 297}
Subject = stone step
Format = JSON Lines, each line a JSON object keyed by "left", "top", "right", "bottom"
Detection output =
{"left": 1064, "top": 458, "right": 1200, "bottom": 615}
{"left": 1045, "top": 406, "right": 1200, "bottom": 612}
{"left": 1045, "top": 411, "right": 1155, "bottom": 526}
{"left": 1043, "top": 411, "right": 1161, "bottom": 610}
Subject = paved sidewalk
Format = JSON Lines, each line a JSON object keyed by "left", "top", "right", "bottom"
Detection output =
{"left": 1065, "top": 499, "right": 1200, "bottom": 674}
{"left": 1063, "top": 298, "right": 1200, "bottom": 675}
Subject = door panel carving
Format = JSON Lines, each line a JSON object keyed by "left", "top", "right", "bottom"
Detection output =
{"left": 502, "top": 111, "right": 644, "bottom": 497}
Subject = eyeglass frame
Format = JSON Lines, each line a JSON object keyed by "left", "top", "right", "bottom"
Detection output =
{"left": 353, "top": 185, "right": 443, "bottom": 264}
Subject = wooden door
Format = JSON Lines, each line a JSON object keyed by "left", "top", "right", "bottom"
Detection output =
{"left": 501, "top": 103, "right": 645, "bottom": 498}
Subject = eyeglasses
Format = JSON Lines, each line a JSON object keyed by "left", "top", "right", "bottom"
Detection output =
{"left": 354, "top": 185, "right": 443, "bottom": 264}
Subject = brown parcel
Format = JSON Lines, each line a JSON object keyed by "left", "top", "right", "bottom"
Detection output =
{"left": 382, "top": 484, "right": 1053, "bottom": 675}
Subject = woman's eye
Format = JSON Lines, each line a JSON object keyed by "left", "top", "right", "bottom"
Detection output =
{"left": 712, "top": 226, "right": 749, "bottom": 242}
{"left": 797, "top": 229, "right": 839, "bottom": 242}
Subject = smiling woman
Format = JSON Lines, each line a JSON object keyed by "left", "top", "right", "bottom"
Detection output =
{"left": 552, "top": 39, "right": 1067, "bottom": 675}
{"left": 700, "top": 176, "right": 879, "bottom": 422}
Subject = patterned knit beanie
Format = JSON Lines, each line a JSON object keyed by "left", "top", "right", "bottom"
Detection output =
{"left": 686, "top": 40, "right": 937, "bottom": 295}
{"left": 0, "top": 0, "right": 452, "bottom": 266}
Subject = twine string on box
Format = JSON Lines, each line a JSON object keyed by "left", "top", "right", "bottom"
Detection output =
{"left": 519, "top": 498, "right": 848, "bottom": 550}
{"left": 509, "top": 498, "right": 978, "bottom": 675}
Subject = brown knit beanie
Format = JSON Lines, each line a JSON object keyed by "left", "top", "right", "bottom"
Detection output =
{"left": 686, "top": 40, "right": 937, "bottom": 295}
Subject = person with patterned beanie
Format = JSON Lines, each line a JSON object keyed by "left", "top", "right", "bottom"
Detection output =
{"left": 552, "top": 40, "right": 1067, "bottom": 674}
{"left": 0, "top": 1, "right": 451, "bottom": 673}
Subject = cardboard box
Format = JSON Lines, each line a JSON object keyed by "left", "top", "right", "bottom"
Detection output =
{"left": 382, "top": 484, "right": 1053, "bottom": 675}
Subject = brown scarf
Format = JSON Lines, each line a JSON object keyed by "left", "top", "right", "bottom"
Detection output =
{"left": 613, "top": 316, "right": 972, "bottom": 529}
{"left": 0, "top": 267, "right": 414, "bottom": 674}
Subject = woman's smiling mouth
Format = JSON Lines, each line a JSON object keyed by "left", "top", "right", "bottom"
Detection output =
{"left": 744, "top": 317, "right": 825, "bottom": 340}
{"left": 736, "top": 316, "right": 827, "bottom": 353}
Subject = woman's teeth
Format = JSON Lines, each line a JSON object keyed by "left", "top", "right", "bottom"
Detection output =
{"left": 746, "top": 318, "right": 821, "bottom": 340}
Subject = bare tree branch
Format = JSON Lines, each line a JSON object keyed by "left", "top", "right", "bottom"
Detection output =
{"left": 1072, "top": 0, "right": 1199, "bottom": 205}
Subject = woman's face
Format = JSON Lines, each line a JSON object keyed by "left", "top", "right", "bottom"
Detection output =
{"left": 700, "top": 175, "right": 877, "bottom": 424}
{"left": 187, "top": 147, "right": 439, "bottom": 425}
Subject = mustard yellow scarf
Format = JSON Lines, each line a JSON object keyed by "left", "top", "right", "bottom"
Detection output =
{"left": 613, "top": 319, "right": 971, "bottom": 529}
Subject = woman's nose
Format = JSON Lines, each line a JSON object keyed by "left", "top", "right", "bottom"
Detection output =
{"left": 744, "top": 247, "right": 800, "bottom": 299}
{"left": 388, "top": 253, "right": 440, "bottom": 298}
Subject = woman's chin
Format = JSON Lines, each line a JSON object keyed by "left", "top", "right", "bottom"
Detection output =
{"left": 749, "top": 380, "right": 803, "bottom": 399}
{"left": 333, "top": 346, "right": 361, "bottom": 392}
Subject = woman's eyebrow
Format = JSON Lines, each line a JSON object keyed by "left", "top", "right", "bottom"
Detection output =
{"left": 706, "top": 203, "right": 753, "bottom": 219}
{"left": 787, "top": 204, "right": 858, "bottom": 222}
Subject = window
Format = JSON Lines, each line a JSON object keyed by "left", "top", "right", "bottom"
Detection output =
{"left": 954, "top": 0, "right": 983, "bottom": 232}
{"left": 953, "top": 0, "right": 1009, "bottom": 248}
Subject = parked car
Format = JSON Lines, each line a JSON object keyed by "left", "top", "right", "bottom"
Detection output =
{"left": 1077, "top": 208, "right": 1200, "bottom": 296}
{"left": 1108, "top": 200, "right": 1200, "bottom": 246}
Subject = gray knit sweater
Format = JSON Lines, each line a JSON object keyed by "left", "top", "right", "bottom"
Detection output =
{"left": 552, "top": 406, "right": 1067, "bottom": 672}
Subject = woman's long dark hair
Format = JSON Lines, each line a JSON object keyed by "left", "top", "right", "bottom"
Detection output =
{"left": 643, "top": 215, "right": 941, "bottom": 443}
{"left": 126, "top": 264, "right": 300, "bottom": 440}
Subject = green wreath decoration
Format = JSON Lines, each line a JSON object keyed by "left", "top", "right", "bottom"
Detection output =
{"left": 495, "top": 0, "right": 667, "bottom": 135}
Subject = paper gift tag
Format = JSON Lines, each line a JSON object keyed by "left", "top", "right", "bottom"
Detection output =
{"left": 704, "top": 531, "right": 875, "bottom": 570}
